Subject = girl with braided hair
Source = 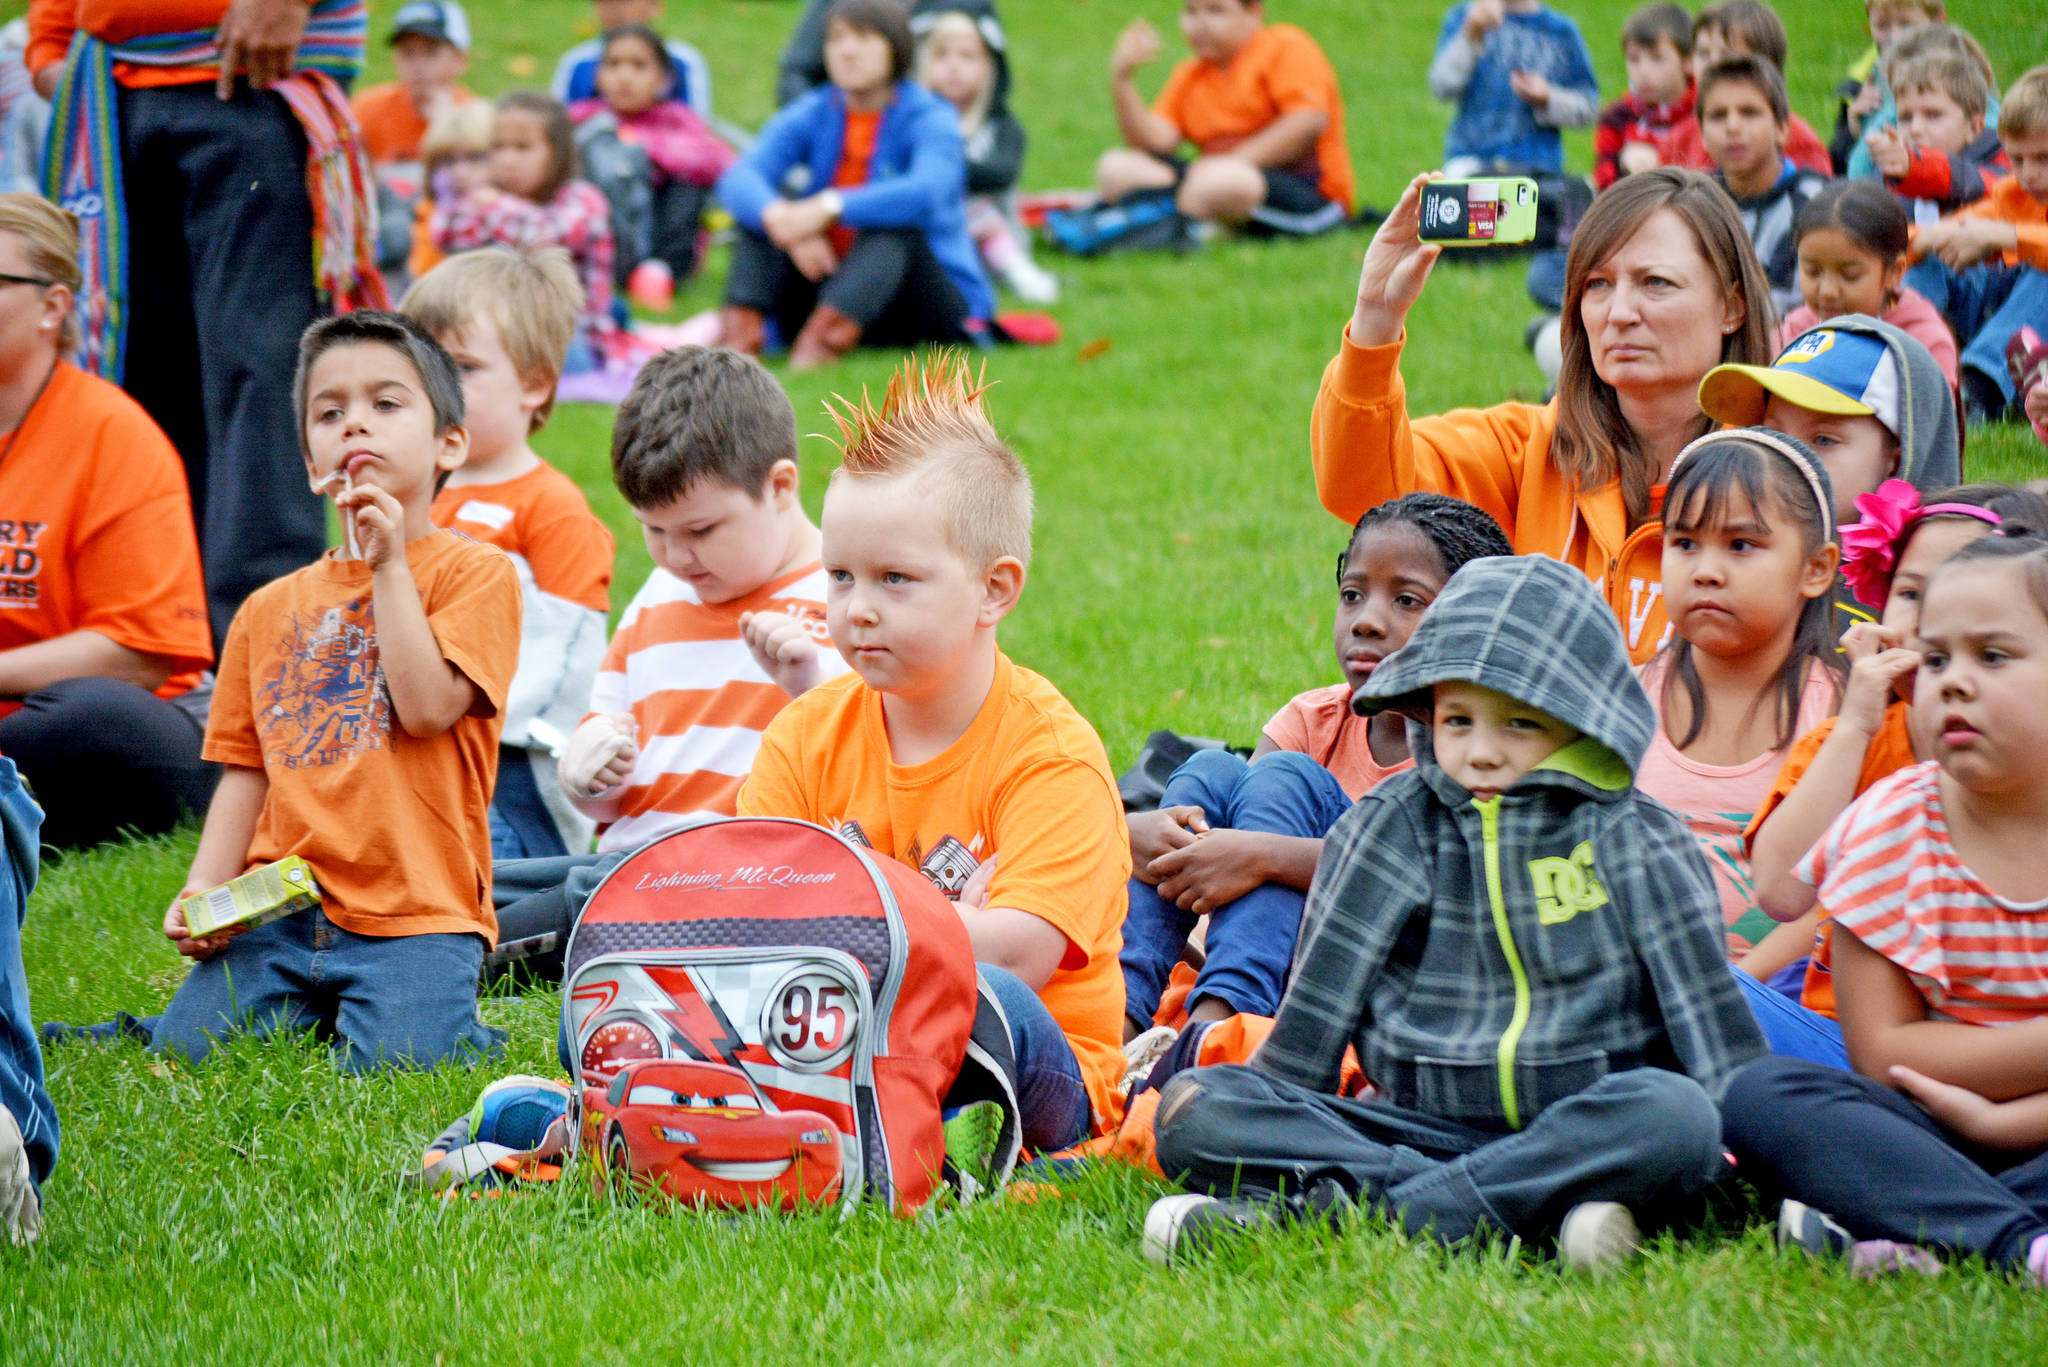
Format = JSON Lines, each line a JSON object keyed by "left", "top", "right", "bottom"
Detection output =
{"left": 1119, "top": 493, "right": 1512, "bottom": 1044}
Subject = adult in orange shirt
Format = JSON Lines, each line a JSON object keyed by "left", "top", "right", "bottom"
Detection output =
{"left": 350, "top": 1, "right": 475, "bottom": 168}
{"left": 1310, "top": 167, "right": 1776, "bottom": 664}
{"left": 27, "top": 0, "right": 354, "bottom": 649}
{"left": 1095, "top": 0, "right": 1352, "bottom": 236}
{"left": 0, "top": 196, "right": 214, "bottom": 848}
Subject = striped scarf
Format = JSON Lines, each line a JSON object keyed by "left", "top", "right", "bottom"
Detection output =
{"left": 40, "top": 0, "right": 386, "bottom": 383}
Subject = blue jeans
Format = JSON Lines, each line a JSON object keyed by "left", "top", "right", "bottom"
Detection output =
{"left": 489, "top": 746, "right": 570, "bottom": 861}
{"left": 1731, "top": 964, "right": 1848, "bottom": 1070}
{"left": 979, "top": 964, "right": 1092, "bottom": 1154}
{"left": 0, "top": 759, "right": 54, "bottom": 1186}
{"left": 1120, "top": 750, "right": 1353, "bottom": 1023}
{"left": 1905, "top": 257, "right": 2048, "bottom": 403}
{"left": 1157, "top": 1064, "right": 1726, "bottom": 1244}
{"left": 152, "top": 908, "right": 504, "bottom": 1074}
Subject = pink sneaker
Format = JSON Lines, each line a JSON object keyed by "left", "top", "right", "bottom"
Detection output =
{"left": 1847, "top": 1240, "right": 1944, "bottom": 1279}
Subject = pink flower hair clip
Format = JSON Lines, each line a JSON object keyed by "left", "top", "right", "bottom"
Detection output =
{"left": 1839, "top": 478, "right": 2002, "bottom": 609}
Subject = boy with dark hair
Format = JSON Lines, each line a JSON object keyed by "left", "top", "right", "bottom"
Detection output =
{"left": 1659, "top": 1, "right": 1832, "bottom": 176}
{"left": 152, "top": 311, "right": 520, "bottom": 1073}
{"left": 1908, "top": 65, "right": 2048, "bottom": 421}
{"left": 1091, "top": 0, "right": 1353, "bottom": 235}
{"left": 489, "top": 347, "right": 846, "bottom": 980}
{"left": 551, "top": 0, "right": 715, "bottom": 118}
{"left": 1145, "top": 555, "right": 1764, "bottom": 1269}
{"left": 1426, "top": 0, "right": 1599, "bottom": 176}
{"left": 403, "top": 248, "right": 615, "bottom": 861}
{"left": 1701, "top": 55, "right": 1829, "bottom": 320}
{"left": 1593, "top": 2, "right": 1693, "bottom": 188}
{"left": 1869, "top": 49, "right": 2007, "bottom": 219}
{"left": 738, "top": 353, "right": 1130, "bottom": 1153}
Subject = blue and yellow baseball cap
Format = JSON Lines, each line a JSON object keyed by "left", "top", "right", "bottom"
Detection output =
{"left": 1698, "top": 327, "right": 1900, "bottom": 437}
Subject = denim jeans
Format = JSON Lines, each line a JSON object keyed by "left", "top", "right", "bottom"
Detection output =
{"left": 1905, "top": 257, "right": 2048, "bottom": 403}
{"left": 152, "top": 908, "right": 504, "bottom": 1074}
{"left": 1730, "top": 964, "right": 1848, "bottom": 1070}
{"left": 488, "top": 746, "right": 570, "bottom": 861}
{"left": 1120, "top": 750, "right": 1353, "bottom": 1023}
{"left": 1724, "top": 1055, "right": 2048, "bottom": 1270}
{"left": 1155, "top": 1063, "right": 1727, "bottom": 1244}
{"left": 979, "top": 964, "right": 1092, "bottom": 1154}
{"left": 0, "top": 759, "right": 54, "bottom": 1186}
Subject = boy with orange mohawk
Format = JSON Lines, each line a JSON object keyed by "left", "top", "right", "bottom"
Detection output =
{"left": 737, "top": 354, "right": 1130, "bottom": 1152}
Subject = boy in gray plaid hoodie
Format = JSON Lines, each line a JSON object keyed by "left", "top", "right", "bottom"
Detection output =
{"left": 1148, "top": 555, "right": 1765, "bottom": 1270}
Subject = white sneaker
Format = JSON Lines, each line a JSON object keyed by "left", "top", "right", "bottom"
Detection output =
{"left": 1121, "top": 1024, "right": 1180, "bottom": 1096}
{"left": 0, "top": 1105, "right": 42, "bottom": 1247}
{"left": 1001, "top": 258, "right": 1060, "bottom": 305}
{"left": 1142, "top": 1192, "right": 1269, "bottom": 1264}
{"left": 1557, "top": 1201, "right": 1640, "bottom": 1273}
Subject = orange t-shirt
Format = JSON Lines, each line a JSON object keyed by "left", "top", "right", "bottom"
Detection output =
{"left": 1743, "top": 702, "right": 1920, "bottom": 1019}
{"left": 1260, "top": 683, "right": 1412, "bottom": 800}
{"left": 29, "top": 0, "right": 259, "bottom": 88}
{"left": 737, "top": 651, "right": 1131, "bottom": 1131}
{"left": 0, "top": 360, "right": 211, "bottom": 717}
{"left": 204, "top": 530, "right": 521, "bottom": 943}
{"left": 351, "top": 82, "right": 476, "bottom": 167}
{"left": 431, "top": 463, "right": 613, "bottom": 615}
{"left": 827, "top": 108, "right": 883, "bottom": 257}
{"left": 1151, "top": 23, "right": 1354, "bottom": 212}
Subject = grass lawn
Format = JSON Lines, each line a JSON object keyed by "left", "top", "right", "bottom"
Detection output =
{"left": 10, "top": 0, "right": 2048, "bottom": 1360}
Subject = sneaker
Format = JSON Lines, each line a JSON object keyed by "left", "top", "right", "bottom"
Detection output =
{"left": 1847, "top": 1240, "right": 1943, "bottom": 1278}
{"left": 1121, "top": 1024, "right": 1180, "bottom": 1097}
{"left": 1000, "top": 257, "right": 1060, "bottom": 305}
{"left": 0, "top": 1105, "right": 41, "bottom": 1247}
{"left": 1142, "top": 1192, "right": 1276, "bottom": 1264}
{"left": 1556, "top": 1201, "right": 1641, "bottom": 1273}
{"left": 1777, "top": 1198, "right": 1854, "bottom": 1259}
{"left": 943, "top": 1099, "right": 1006, "bottom": 1195}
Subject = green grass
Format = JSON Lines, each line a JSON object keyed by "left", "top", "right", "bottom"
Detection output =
{"left": 10, "top": 0, "right": 2048, "bottom": 1360}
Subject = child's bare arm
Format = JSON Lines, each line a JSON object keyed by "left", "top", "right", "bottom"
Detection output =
{"left": 1109, "top": 20, "right": 1179, "bottom": 155}
{"left": 1149, "top": 830, "right": 1324, "bottom": 912}
{"left": 1890, "top": 1067, "right": 2048, "bottom": 1150}
{"left": 349, "top": 484, "right": 480, "bottom": 737}
{"left": 164, "top": 765, "right": 269, "bottom": 959}
{"left": 1226, "top": 109, "right": 1330, "bottom": 170}
{"left": 1736, "top": 907, "right": 1820, "bottom": 982}
{"left": 1836, "top": 929, "right": 2048, "bottom": 1099}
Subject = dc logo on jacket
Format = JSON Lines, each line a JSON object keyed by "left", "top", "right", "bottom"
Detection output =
{"left": 1529, "top": 841, "right": 1608, "bottom": 925}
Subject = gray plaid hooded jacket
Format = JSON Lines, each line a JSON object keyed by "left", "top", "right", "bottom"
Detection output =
{"left": 1254, "top": 555, "right": 1765, "bottom": 1130}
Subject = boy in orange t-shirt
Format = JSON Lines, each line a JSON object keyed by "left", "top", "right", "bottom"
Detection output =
{"left": 351, "top": 1, "right": 477, "bottom": 167}
{"left": 1094, "top": 0, "right": 1352, "bottom": 235}
{"left": 153, "top": 312, "right": 520, "bottom": 1073}
{"left": 404, "top": 248, "right": 614, "bottom": 859}
{"left": 737, "top": 355, "right": 1131, "bottom": 1149}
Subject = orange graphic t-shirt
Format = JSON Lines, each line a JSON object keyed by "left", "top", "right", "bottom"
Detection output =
{"left": 204, "top": 531, "right": 521, "bottom": 943}
{"left": 0, "top": 359, "right": 212, "bottom": 717}
{"left": 738, "top": 651, "right": 1131, "bottom": 1131}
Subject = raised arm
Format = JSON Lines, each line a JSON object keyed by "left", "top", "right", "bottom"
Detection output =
{"left": 1109, "top": 20, "right": 1180, "bottom": 157}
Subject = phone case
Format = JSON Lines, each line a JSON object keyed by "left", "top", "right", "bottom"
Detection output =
{"left": 1418, "top": 178, "right": 1540, "bottom": 246}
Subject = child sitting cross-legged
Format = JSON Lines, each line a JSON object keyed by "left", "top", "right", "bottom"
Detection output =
{"left": 1723, "top": 534, "right": 2048, "bottom": 1283}
{"left": 737, "top": 355, "right": 1131, "bottom": 1153}
{"left": 1120, "top": 494, "right": 1512, "bottom": 1044}
{"left": 402, "top": 247, "right": 616, "bottom": 861}
{"left": 153, "top": 312, "right": 520, "bottom": 1072}
{"left": 1146, "top": 554, "right": 1765, "bottom": 1269}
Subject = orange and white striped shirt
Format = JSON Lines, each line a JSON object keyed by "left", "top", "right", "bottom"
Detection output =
{"left": 584, "top": 562, "right": 847, "bottom": 853}
{"left": 1801, "top": 762, "right": 2048, "bottom": 1026}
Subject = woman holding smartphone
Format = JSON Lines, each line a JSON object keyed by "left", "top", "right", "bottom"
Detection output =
{"left": 1310, "top": 167, "right": 1775, "bottom": 662}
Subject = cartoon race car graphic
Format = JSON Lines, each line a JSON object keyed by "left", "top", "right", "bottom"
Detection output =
{"left": 580, "top": 1057, "right": 845, "bottom": 1210}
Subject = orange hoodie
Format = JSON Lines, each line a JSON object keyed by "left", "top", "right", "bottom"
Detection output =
{"left": 1311, "top": 326, "right": 1672, "bottom": 664}
{"left": 1950, "top": 176, "right": 2048, "bottom": 273}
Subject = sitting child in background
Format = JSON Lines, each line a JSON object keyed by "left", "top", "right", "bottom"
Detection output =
{"left": 1094, "top": 0, "right": 1353, "bottom": 236}
{"left": 552, "top": 0, "right": 714, "bottom": 119}
{"left": 1907, "top": 65, "right": 2048, "bottom": 423}
{"left": 1744, "top": 482, "right": 2048, "bottom": 1036}
{"left": 1635, "top": 431, "right": 1843, "bottom": 972}
{"left": 1120, "top": 494, "right": 1511, "bottom": 1041}
{"left": 1593, "top": 2, "right": 1693, "bottom": 189}
{"left": 1843, "top": 21, "right": 1999, "bottom": 182}
{"left": 570, "top": 24, "right": 733, "bottom": 292}
{"left": 1831, "top": 0, "right": 1944, "bottom": 176}
{"left": 1425, "top": 0, "right": 1597, "bottom": 177}
{"left": 1699, "top": 55, "right": 1831, "bottom": 322}
{"left": 153, "top": 313, "right": 519, "bottom": 1073}
{"left": 917, "top": 5, "right": 1058, "bottom": 302}
{"left": 1772, "top": 180, "right": 1959, "bottom": 392}
{"left": 738, "top": 355, "right": 1130, "bottom": 1154}
{"left": 1658, "top": 2, "right": 1831, "bottom": 178}
{"left": 1146, "top": 554, "right": 1764, "bottom": 1269}
{"left": 403, "top": 248, "right": 615, "bottom": 862}
{"left": 492, "top": 347, "right": 846, "bottom": 979}
{"left": 353, "top": 1, "right": 476, "bottom": 170}
{"left": 1722, "top": 535, "right": 2048, "bottom": 1283}
{"left": 433, "top": 92, "right": 621, "bottom": 373}
{"left": 409, "top": 99, "right": 497, "bottom": 285}
{"left": 1868, "top": 46, "right": 2007, "bottom": 221}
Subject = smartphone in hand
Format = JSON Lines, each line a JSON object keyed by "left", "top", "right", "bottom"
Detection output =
{"left": 1418, "top": 177, "right": 1540, "bottom": 247}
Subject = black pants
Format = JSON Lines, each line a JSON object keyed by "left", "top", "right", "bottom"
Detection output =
{"left": 484, "top": 852, "right": 627, "bottom": 983}
{"left": 1724, "top": 1055, "right": 2048, "bottom": 1269}
{"left": 0, "top": 677, "right": 216, "bottom": 849}
{"left": 650, "top": 180, "right": 711, "bottom": 282}
{"left": 725, "top": 226, "right": 971, "bottom": 348}
{"left": 118, "top": 81, "right": 329, "bottom": 647}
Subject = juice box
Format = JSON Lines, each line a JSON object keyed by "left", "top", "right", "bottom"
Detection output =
{"left": 182, "top": 858, "right": 322, "bottom": 938}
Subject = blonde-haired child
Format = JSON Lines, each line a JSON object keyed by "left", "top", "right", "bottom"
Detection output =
{"left": 410, "top": 99, "right": 497, "bottom": 282}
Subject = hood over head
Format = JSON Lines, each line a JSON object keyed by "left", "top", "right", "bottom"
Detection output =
{"left": 1353, "top": 554, "right": 1656, "bottom": 780}
{"left": 911, "top": 0, "right": 1011, "bottom": 112}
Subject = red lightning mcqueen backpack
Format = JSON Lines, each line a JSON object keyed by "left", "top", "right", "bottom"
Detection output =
{"left": 561, "top": 817, "right": 1023, "bottom": 1212}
